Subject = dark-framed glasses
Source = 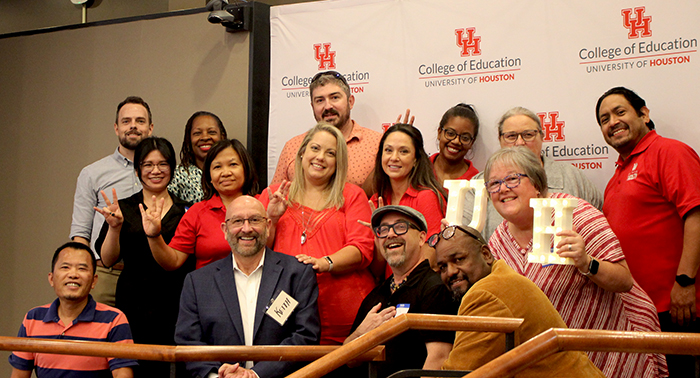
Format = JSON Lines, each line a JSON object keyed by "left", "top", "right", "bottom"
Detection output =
{"left": 141, "top": 162, "right": 171, "bottom": 173}
{"left": 442, "top": 127, "right": 474, "bottom": 145}
{"left": 311, "top": 70, "right": 349, "bottom": 87}
{"left": 485, "top": 173, "right": 529, "bottom": 194}
{"left": 374, "top": 220, "right": 418, "bottom": 238}
{"left": 428, "top": 225, "right": 484, "bottom": 248}
{"left": 226, "top": 216, "right": 267, "bottom": 228}
{"left": 500, "top": 129, "right": 541, "bottom": 144}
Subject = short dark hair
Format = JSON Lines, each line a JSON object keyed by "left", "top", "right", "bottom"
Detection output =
{"left": 116, "top": 96, "right": 152, "bottom": 124}
{"left": 309, "top": 71, "right": 351, "bottom": 99}
{"left": 595, "top": 87, "right": 654, "bottom": 130}
{"left": 373, "top": 123, "right": 447, "bottom": 209}
{"left": 134, "top": 137, "right": 177, "bottom": 183}
{"left": 439, "top": 103, "right": 481, "bottom": 143}
{"left": 201, "top": 139, "right": 259, "bottom": 200}
{"left": 52, "top": 242, "right": 96, "bottom": 274}
{"left": 179, "top": 111, "right": 228, "bottom": 169}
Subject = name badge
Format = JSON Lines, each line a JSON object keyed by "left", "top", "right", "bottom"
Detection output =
{"left": 395, "top": 303, "right": 410, "bottom": 317}
{"left": 266, "top": 290, "right": 298, "bottom": 326}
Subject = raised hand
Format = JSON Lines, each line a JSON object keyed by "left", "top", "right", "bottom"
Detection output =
{"left": 139, "top": 195, "right": 165, "bottom": 238}
{"left": 267, "top": 180, "right": 291, "bottom": 222}
{"left": 94, "top": 188, "right": 123, "bottom": 229}
{"left": 358, "top": 197, "right": 383, "bottom": 228}
{"left": 395, "top": 109, "right": 415, "bottom": 125}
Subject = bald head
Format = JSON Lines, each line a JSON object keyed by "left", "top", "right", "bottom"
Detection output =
{"left": 435, "top": 227, "right": 494, "bottom": 299}
{"left": 221, "top": 195, "right": 270, "bottom": 258}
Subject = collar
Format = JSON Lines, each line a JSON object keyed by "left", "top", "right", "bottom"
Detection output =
{"left": 205, "top": 194, "right": 226, "bottom": 211}
{"left": 43, "top": 295, "right": 97, "bottom": 324}
{"left": 110, "top": 147, "right": 134, "bottom": 166}
{"left": 346, "top": 120, "right": 362, "bottom": 143}
{"left": 232, "top": 249, "right": 266, "bottom": 277}
{"left": 615, "top": 130, "right": 658, "bottom": 167}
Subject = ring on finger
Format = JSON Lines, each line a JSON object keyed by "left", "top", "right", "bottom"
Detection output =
{"left": 568, "top": 244, "right": 572, "bottom": 251}
{"left": 110, "top": 212, "right": 116, "bottom": 217}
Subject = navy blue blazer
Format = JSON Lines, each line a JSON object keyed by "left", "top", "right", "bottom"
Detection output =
{"left": 175, "top": 248, "right": 320, "bottom": 378}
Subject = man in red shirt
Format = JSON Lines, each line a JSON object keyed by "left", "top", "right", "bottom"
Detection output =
{"left": 596, "top": 86, "right": 700, "bottom": 377}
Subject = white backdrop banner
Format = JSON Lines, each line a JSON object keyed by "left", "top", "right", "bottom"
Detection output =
{"left": 268, "top": 0, "right": 700, "bottom": 192}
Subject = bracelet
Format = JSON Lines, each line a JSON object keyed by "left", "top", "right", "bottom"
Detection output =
{"left": 324, "top": 256, "right": 334, "bottom": 272}
{"left": 145, "top": 232, "right": 161, "bottom": 238}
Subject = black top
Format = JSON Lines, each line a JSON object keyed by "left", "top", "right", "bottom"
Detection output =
{"left": 350, "top": 260, "right": 458, "bottom": 378}
{"left": 95, "top": 191, "right": 195, "bottom": 347}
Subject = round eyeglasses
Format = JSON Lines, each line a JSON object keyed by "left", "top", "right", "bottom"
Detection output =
{"left": 500, "top": 129, "right": 541, "bottom": 144}
{"left": 374, "top": 220, "right": 419, "bottom": 238}
{"left": 441, "top": 127, "right": 474, "bottom": 145}
{"left": 428, "top": 225, "right": 484, "bottom": 248}
{"left": 484, "top": 173, "right": 529, "bottom": 194}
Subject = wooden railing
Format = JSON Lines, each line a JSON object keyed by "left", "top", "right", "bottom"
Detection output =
{"left": 468, "top": 328, "right": 700, "bottom": 378}
{"left": 286, "top": 314, "right": 524, "bottom": 378}
{"left": 0, "top": 336, "right": 385, "bottom": 364}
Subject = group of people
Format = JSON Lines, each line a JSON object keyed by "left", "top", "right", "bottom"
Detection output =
{"left": 7, "top": 72, "right": 700, "bottom": 378}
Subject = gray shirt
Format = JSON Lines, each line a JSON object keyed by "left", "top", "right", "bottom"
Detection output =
{"left": 70, "top": 147, "right": 142, "bottom": 256}
{"left": 462, "top": 156, "right": 603, "bottom": 240}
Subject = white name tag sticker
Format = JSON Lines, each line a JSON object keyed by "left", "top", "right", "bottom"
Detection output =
{"left": 266, "top": 290, "right": 298, "bottom": 326}
{"left": 395, "top": 303, "right": 410, "bottom": 317}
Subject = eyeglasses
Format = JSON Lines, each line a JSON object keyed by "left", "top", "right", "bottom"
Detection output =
{"left": 311, "top": 71, "right": 349, "bottom": 87}
{"left": 141, "top": 162, "right": 171, "bottom": 173}
{"left": 428, "top": 225, "right": 484, "bottom": 248}
{"left": 485, "top": 173, "right": 529, "bottom": 194}
{"left": 441, "top": 127, "right": 474, "bottom": 145}
{"left": 226, "top": 216, "right": 267, "bottom": 228}
{"left": 374, "top": 220, "right": 419, "bottom": 238}
{"left": 500, "top": 129, "right": 541, "bottom": 144}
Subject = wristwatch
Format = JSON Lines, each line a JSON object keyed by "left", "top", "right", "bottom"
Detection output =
{"left": 581, "top": 257, "right": 599, "bottom": 277}
{"left": 676, "top": 274, "right": 696, "bottom": 287}
{"left": 324, "top": 256, "right": 334, "bottom": 272}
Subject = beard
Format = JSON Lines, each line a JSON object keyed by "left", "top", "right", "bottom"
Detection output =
{"left": 226, "top": 228, "right": 267, "bottom": 257}
{"left": 321, "top": 107, "right": 350, "bottom": 129}
{"left": 381, "top": 237, "right": 408, "bottom": 268}
{"left": 119, "top": 130, "right": 146, "bottom": 150}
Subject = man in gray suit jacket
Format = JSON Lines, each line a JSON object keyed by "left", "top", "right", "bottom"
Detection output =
{"left": 175, "top": 196, "right": 320, "bottom": 378}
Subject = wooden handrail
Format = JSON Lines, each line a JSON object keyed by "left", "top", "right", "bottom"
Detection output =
{"left": 285, "top": 314, "right": 524, "bottom": 378}
{"left": 468, "top": 328, "right": 700, "bottom": 378}
{"left": 0, "top": 336, "right": 384, "bottom": 363}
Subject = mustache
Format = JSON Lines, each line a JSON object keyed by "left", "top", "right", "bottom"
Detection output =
{"left": 322, "top": 109, "right": 339, "bottom": 117}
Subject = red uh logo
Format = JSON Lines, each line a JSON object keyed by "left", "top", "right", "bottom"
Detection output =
{"left": 313, "top": 43, "right": 336, "bottom": 70}
{"left": 622, "top": 7, "right": 652, "bottom": 39}
{"left": 381, "top": 123, "right": 392, "bottom": 133}
{"left": 537, "top": 112, "right": 565, "bottom": 142}
{"left": 455, "top": 27, "right": 481, "bottom": 57}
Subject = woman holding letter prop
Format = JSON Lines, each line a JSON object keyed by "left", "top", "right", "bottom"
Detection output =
{"left": 95, "top": 137, "right": 193, "bottom": 377}
{"left": 486, "top": 146, "right": 667, "bottom": 378}
{"left": 259, "top": 122, "right": 375, "bottom": 345}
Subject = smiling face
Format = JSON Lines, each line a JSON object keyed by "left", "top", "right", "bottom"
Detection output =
{"left": 381, "top": 131, "right": 417, "bottom": 183}
{"left": 301, "top": 130, "right": 338, "bottom": 186}
{"left": 499, "top": 114, "right": 543, "bottom": 158}
{"left": 488, "top": 161, "right": 538, "bottom": 224}
{"left": 191, "top": 115, "right": 224, "bottom": 165}
{"left": 311, "top": 83, "right": 354, "bottom": 132}
{"left": 49, "top": 248, "right": 97, "bottom": 303}
{"left": 436, "top": 232, "right": 493, "bottom": 298}
{"left": 222, "top": 196, "right": 270, "bottom": 258}
{"left": 597, "top": 94, "right": 650, "bottom": 159}
{"left": 139, "top": 149, "right": 171, "bottom": 193}
{"left": 377, "top": 212, "right": 426, "bottom": 270}
{"left": 439, "top": 116, "right": 476, "bottom": 163}
{"left": 114, "top": 103, "right": 153, "bottom": 150}
{"left": 210, "top": 146, "right": 245, "bottom": 197}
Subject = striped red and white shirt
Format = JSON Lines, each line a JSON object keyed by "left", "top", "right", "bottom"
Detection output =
{"left": 489, "top": 193, "right": 668, "bottom": 378}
